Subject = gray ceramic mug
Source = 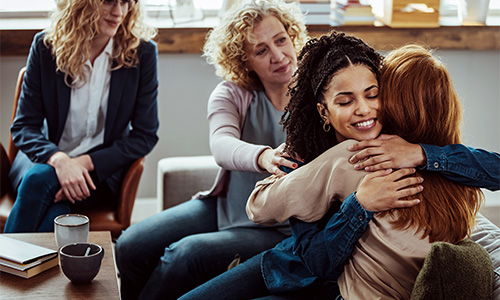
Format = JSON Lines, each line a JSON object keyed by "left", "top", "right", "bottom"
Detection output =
{"left": 54, "top": 214, "right": 89, "bottom": 248}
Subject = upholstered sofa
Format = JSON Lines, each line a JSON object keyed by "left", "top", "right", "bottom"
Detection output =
{"left": 157, "top": 155, "right": 500, "bottom": 299}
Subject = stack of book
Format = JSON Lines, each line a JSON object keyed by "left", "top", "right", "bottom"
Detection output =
{"left": 330, "top": 0, "right": 375, "bottom": 26}
{"left": 299, "top": 0, "right": 331, "bottom": 25}
{"left": 0, "top": 235, "right": 58, "bottom": 279}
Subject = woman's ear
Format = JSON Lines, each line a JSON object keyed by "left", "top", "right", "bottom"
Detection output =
{"left": 316, "top": 103, "right": 327, "bottom": 120}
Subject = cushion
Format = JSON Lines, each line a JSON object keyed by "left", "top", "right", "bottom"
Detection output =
{"left": 411, "top": 239, "right": 493, "bottom": 300}
{"left": 470, "top": 214, "right": 500, "bottom": 299}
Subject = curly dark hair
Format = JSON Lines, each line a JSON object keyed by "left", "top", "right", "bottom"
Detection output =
{"left": 281, "top": 31, "right": 383, "bottom": 163}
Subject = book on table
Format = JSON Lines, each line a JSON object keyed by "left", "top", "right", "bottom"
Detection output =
{"left": 0, "top": 235, "right": 58, "bottom": 279}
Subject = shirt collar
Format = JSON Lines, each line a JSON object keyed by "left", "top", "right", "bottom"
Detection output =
{"left": 103, "top": 38, "right": 113, "bottom": 57}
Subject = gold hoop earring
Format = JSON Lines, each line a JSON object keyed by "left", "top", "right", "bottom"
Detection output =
{"left": 323, "top": 122, "right": 331, "bottom": 133}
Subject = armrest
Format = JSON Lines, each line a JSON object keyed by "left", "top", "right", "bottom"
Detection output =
{"left": 117, "top": 157, "right": 145, "bottom": 225}
{"left": 157, "top": 156, "right": 220, "bottom": 211}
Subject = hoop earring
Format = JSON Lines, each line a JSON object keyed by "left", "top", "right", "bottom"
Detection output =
{"left": 323, "top": 122, "right": 331, "bottom": 133}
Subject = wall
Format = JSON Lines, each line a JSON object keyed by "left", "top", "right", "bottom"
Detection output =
{"left": 1, "top": 50, "right": 499, "bottom": 208}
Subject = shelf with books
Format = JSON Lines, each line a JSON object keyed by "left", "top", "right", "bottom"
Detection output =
{"left": 331, "top": 0, "right": 375, "bottom": 26}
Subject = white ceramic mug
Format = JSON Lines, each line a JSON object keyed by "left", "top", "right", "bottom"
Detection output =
{"left": 54, "top": 214, "right": 89, "bottom": 248}
{"left": 459, "top": 0, "right": 491, "bottom": 23}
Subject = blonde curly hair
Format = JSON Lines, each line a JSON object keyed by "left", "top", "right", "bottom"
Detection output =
{"left": 44, "top": 0, "right": 157, "bottom": 87}
{"left": 203, "top": 0, "right": 308, "bottom": 91}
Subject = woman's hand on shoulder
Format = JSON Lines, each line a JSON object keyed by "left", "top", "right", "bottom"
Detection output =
{"left": 348, "top": 135, "right": 426, "bottom": 171}
{"left": 356, "top": 168, "right": 423, "bottom": 212}
{"left": 258, "top": 143, "right": 299, "bottom": 177}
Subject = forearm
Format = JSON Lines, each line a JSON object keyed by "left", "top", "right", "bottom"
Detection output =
{"left": 210, "top": 132, "right": 270, "bottom": 173}
{"left": 246, "top": 172, "right": 331, "bottom": 225}
{"left": 291, "top": 193, "right": 374, "bottom": 278}
{"left": 421, "top": 144, "right": 500, "bottom": 191}
{"left": 246, "top": 140, "right": 365, "bottom": 225}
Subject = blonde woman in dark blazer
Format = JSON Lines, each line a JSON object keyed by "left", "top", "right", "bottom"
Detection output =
{"left": 5, "top": 0, "right": 159, "bottom": 233}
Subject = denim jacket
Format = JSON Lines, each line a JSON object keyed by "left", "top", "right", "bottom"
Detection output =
{"left": 261, "top": 143, "right": 500, "bottom": 293}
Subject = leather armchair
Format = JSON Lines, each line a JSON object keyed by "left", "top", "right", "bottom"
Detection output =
{"left": 0, "top": 67, "right": 144, "bottom": 240}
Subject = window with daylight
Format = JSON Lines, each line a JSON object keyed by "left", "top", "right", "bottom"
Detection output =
{"left": 0, "top": 0, "right": 224, "bottom": 19}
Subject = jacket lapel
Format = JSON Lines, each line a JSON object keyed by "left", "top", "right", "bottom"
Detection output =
{"left": 105, "top": 67, "right": 128, "bottom": 142}
{"left": 55, "top": 71, "right": 71, "bottom": 143}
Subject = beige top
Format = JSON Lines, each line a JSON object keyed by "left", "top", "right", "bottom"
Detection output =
{"left": 339, "top": 214, "right": 431, "bottom": 299}
{"left": 246, "top": 139, "right": 432, "bottom": 299}
{"left": 246, "top": 140, "right": 366, "bottom": 225}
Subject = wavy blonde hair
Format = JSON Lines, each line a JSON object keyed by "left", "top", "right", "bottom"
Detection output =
{"left": 203, "top": 0, "right": 308, "bottom": 91}
{"left": 379, "top": 45, "right": 483, "bottom": 243}
{"left": 44, "top": 0, "right": 157, "bottom": 87}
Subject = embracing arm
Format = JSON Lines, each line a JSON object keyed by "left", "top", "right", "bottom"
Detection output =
{"left": 247, "top": 140, "right": 362, "bottom": 225}
{"left": 349, "top": 135, "right": 500, "bottom": 191}
{"left": 246, "top": 140, "right": 421, "bottom": 225}
{"left": 420, "top": 144, "right": 499, "bottom": 191}
{"left": 290, "top": 193, "right": 373, "bottom": 279}
{"left": 291, "top": 168, "right": 423, "bottom": 278}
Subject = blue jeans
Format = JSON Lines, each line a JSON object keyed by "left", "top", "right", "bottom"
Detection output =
{"left": 5, "top": 164, "right": 70, "bottom": 232}
{"left": 4, "top": 163, "right": 111, "bottom": 233}
{"left": 115, "top": 197, "right": 288, "bottom": 300}
{"left": 179, "top": 253, "right": 341, "bottom": 300}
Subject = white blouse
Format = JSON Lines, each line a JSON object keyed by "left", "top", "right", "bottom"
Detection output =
{"left": 58, "top": 38, "right": 113, "bottom": 157}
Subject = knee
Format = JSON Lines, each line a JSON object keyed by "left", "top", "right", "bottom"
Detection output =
{"left": 115, "top": 228, "right": 141, "bottom": 269}
{"left": 115, "top": 223, "right": 157, "bottom": 271}
{"left": 160, "top": 236, "right": 213, "bottom": 271}
{"left": 19, "top": 164, "right": 58, "bottom": 192}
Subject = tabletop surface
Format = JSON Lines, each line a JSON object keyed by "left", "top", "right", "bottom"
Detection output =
{"left": 0, "top": 231, "right": 120, "bottom": 300}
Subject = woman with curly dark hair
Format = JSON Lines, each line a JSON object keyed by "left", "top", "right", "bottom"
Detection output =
{"left": 246, "top": 38, "right": 495, "bottom": 298}
{"left": 178, "top": 31, "right": 425, "bottom": 300}
{"left": 180, "top": 30, "right": 499, "bottom": 299}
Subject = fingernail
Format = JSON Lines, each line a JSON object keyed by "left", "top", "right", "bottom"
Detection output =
{"left": 292, "top": 163, "right": 298, "bottom": 168}
{"left": 354, "top": 164, "right": 360, "bottom": 169}
{"left": 348, "top": 145, "right": 354, "bottom": 150}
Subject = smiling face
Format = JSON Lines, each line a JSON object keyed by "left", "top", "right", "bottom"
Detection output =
{"left": 97, "top": 1, "right": 130, "bottom": 40}
{"left": 318, "top": 64, "right": 382, "bottom": 143}
{"left": 244, "top": 15, "right": 297, "bottom": 90}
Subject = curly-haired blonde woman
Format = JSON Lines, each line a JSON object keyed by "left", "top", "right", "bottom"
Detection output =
{"left": 115, "top": 0, "right": 308, "bottom": 299}
{"left": 5, "top": 0, "right": 158, "bottom": 231}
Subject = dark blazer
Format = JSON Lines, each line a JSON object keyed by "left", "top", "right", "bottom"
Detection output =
{"left": 9, "top": 32, "right": 159, "bottom": 196}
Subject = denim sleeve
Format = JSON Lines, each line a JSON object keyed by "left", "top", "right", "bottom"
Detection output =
{"left": 290, "top": 193, "right": 374, "bottom": 279}
{"left": 420, "top": 144, "right": 500, "bottom": 191}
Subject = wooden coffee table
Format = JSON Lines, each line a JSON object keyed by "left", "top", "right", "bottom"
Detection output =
{"left": 0, "top": 231, "right": 120, "bottom": 299}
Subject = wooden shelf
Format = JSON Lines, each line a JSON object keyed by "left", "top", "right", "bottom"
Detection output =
{"left": 1, "top": 24, "right": 499, "bottom": 56}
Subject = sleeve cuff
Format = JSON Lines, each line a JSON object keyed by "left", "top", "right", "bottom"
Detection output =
{"left": 343, "top": 193, "right": 375, "bottom": 223}
{"left": 420, "top": 143, "right": 447, "bottom": 172}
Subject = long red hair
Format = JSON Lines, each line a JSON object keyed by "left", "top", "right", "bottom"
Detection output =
{"left": 379, "top": 45, "right": 483, "bottom": 243}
